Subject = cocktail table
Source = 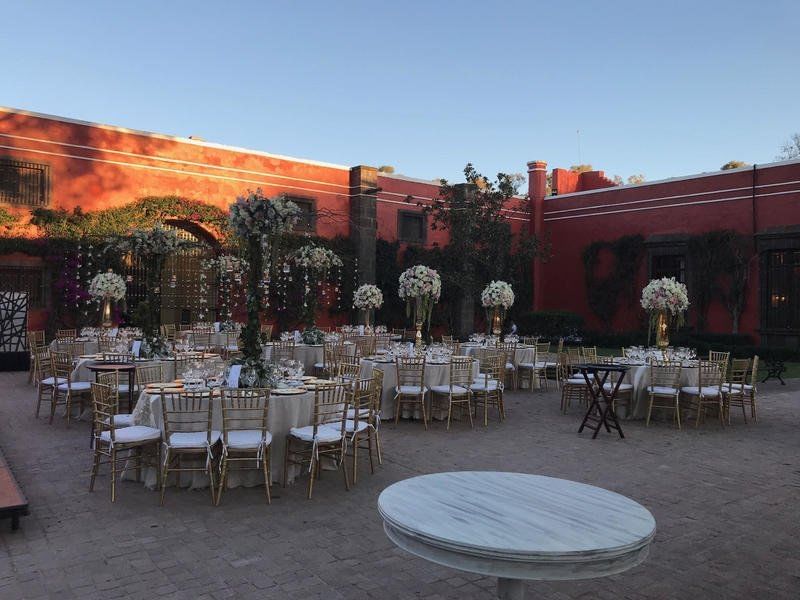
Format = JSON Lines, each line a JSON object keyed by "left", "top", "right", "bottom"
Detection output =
{"left": 378, "top": 471, "right": 656, "bottom": 599}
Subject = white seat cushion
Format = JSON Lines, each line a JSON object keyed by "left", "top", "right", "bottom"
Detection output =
{"left": 681, "top": 386, "right": 721, "bottom": 397}
{"left": 517, "top": 362, "right": 534, "bottom": 369}
{"left": 429, "top": 384, "right": 469, "bottom": 395}
{"left": 505, "top": 362, "right": 515, "bottom": 370}
{"left": 223, "top": 429, "right": 272, "bottom": 450}
{"left": 40, "top": 376, "right": 67, "bottom": 386}
{"left": 396, "top": 385, "right": 428, "bottom": 395}
{"left": 723, "top": 383, "right": 753, "bottom": 392}
{"left": 57, "top": 381, "right": 91, "bottom": 392}
{"left": 473, "top": 377, "right": 499, "bottom": 385}
{"left": 337, "top": 420, "right": 369, "bottom": 434}
{"left": 346, "top": 408, "right": 371, "bottom": 419}
{"left": 167, "top": 430, "right": 221, "bottom": 448}
{"left": 470, "top": 380, "right": 501, "bottom": 392}
{"left": 289, "top": 425, "right": 342, "bottom": 443}
{"left": 116, "top": 383, "right": 140, "bottom": 394}
{"left": 648, "top": 385, "right": 679, "bottom": 395}
{"left": 602, "top": 383, "right": 634, "bottom": 392}
{"left": 313, "top": 362, "right": 326, "bottom": 369}
{"left": 110, "top": 413, "right": 134, "bottom": 427}
{"left": 99, "top": 425, "right": 161, "bottom": 444}
{"left": 566, "top": 377, "right": 587, "bottom": 385}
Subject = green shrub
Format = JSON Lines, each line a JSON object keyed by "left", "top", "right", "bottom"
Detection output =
{"left": 516, "top": 311, "right": 584, "bottom": 339}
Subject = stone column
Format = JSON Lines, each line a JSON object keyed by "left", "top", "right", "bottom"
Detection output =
{"left": 349, "top": 165, "right": 378, "bottom": 286}
{"left": 527, "top": 160, "right": 547, "bottom": 312}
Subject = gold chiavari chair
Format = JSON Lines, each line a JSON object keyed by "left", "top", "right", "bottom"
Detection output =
{"left": 566, "top": 346, "right": 581, "bottom": 364}
{"left": 89, "top": 382, "right": 161, "bottom": 502}
{"left": 190, "top": 331, "right": 212, "bottom": 352}
{"left": 217, "top": 387, "right": 272, "bottom": 506}
{"left": 496, "top": 340, "right": 518, "bottom": 390}
{"left": 97, "top": 334, "right": 118, "bottom": 353}
{"left": 336, "top": 360, "right": 361, "bottom": 383}
{"left": 354, "top": 336, "right": 376, "bottom": 359}
{"left": 375, "top": 333, "right": 393, "bottom": 353}
{"left": 345, "top": 376, "right": 377, "bottom": 484}
{"left": 441, "top": 335, "right": 454, "bottom": 344}
{"left": 370, "top": 368, "right": 384, "bottom": 464}
{"left": 558, "top": 351, "right": 589, "bottom": 414}
{"left": 56, "top": 328, "right": 77, "bottom": 340}
{"left": 270, "top": 340, "right": 295, "bottom": 364}
{"left": 522, "top": 336, "right": 538, "bottom": 346}
{"left": 95, "top": 371, "right": 135, "bottom": 429}
{"left": 315, "top": 339, "right": 343, "bottom": 377}
{"left": 581, "top": 346, "right": 598, "bottom": 363}
{"left": 220, "top": 332, "right": 239, "bottom": 359}
{"left": 160, "top": 323, "right": 177, "bottom": 342}
{"left": 443, "top": 341, "right": 461, "bottom": 356}
{"left": 51, "top": 350, "right": 91, "bottom": 423}
{"left": 283, "top": 382, "right": 350, "bottom": 499}
{"left": 178, "top": 323, "right": 193, "bottom": 332}
{"left": 429, "top": 356, "right": 474, "bottom": 430}
{"left": 33, "top": 346, "right": 59, "bottom": 418}
{"left": 722, "top": 358, "right": 752, "bottom": 424}
{"left": 646, "top": 363, "right": 683, "bottom": 428}
{"left": 101, "top": 351, "right": 134, "bottom": 363}
{"left": 260, "top": 323, "right": 273, "bottom": 341}
{"left": 137, "top": 363, "right": 166, "bottom": 387}
{"left": 27, "top": 329, "right": 46, "bottom": 384}
{"left": 160, "top": 390, "right": 219, "bottom": 506}
{"left": 709, "top": 350, "right": 731, "bottom": 364}
{"left": 394, "top": 356, "right": 428, "bottom": 428}
{"left": 745, "top": 355, "right": 759, "bottom": 421}
{"left": 470, "top": 351, "right": 505, "bottom": 426}
{"left": 681, "top": 360, "right": 726, "bottom": 428}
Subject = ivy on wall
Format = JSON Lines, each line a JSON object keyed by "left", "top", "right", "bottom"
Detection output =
{"left": 581, "top": 235, "right": 645, "bottom": 326}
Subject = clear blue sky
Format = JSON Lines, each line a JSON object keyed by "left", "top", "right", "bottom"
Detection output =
{"left": 3, "top": 0, "right": 798, "bottom": 185}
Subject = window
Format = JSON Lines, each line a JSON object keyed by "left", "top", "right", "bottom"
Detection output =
{"left": 398, "top": 211, "right": 425, "bottom": 244}
{"left": 765, "top": 249, "right": 800, "bottom": 330}
{"left": 651, "top": 254, "right": 686, "bottom": 283}
{"left": 0, "top": 267, "right": 45, "bottom": 308}
{"left": 288, "top": 197, "right": 316, "bottom": 232}
{"left": 0, "top": 158, "right": 50, "bottom": 206}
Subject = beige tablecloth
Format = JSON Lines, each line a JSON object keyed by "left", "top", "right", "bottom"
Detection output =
{"left": 359, "top": 358, "right": 479, "bottom": 419}
{"left": 461, "top": 343, "right": 535, "bottom": 366}
{"left": 261, "top": 342, "right": 357, "bottom": 374}
{"left": 130, "top": 388, "right": 316, "bottom": 488}
{"left": 613, "top": 360, "right": 700, "bottom": 419}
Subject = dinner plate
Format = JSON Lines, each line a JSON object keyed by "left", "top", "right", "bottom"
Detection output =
{"left": 146, "top": 382, "right": 173, "bottom": 389}
{"left": 301, "top": 376, "right": 315, "bottom": 381}
{"left": 271, "top": 387, "right": 307, "bottom": 395}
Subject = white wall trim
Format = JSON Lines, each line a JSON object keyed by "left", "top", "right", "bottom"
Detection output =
{"left": 545, "top": 158, "right": 800, "bottom": 200}
{"left": 0, "top": 105, "right": 352, "bottom": 171}
{"left": 543, "top": 188, "right": 800, "bottom": 222}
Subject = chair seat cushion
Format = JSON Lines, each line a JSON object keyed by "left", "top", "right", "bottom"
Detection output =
{"left": 602, "top": 382, "right": 634, "bottom": 392}
{"left": 313, "top": 362, "right": 326, "bottom": 369}
{"left": 223, "top": 429, "right": 272, "bottom": 450}
{"left": 470, "top": 380, "right": 500, "bottom": 392}
{"left": 346, "top": 408, "right": 371, "bottom": 419}
{"left": 396, "top": 385, "right": 428, "bottom": 395}
{"left": 566, "top": 377, "right": 587, "bottom": 385}
{"left": 40, "top": 376, "right": 67, "bottom": 386}
{"left": 337, "top": 420, "right": 369, "bottom": 434}
{"left": 429, "top": 384, "right": 469, "bottom": 395}
{"left": 100, "top": 425, "right": 161, "bottom": 444}
{"left": 57, "top": 381, "right": 91, "bottom": 392}
{"left": 289, "top": 425, "right": 342, "bottom": 443}
{"left": 648, "top": 385, "right": 679, "bottom": 395}
{"left": 116, "top": 383, "right": 140, "bottom": 394}
{"left": 681, "top": 386, "right": 721, "bottom": 397}
{"left": 723, "top": 383, "right": 754, "bottom": 392}
{"left": 505, "top": 362, "right": 515, "bottom": 370}
{"left": 168, "top": 430, "right": 221, "bottom": 448}
{"left": 110, "top": 413, "right": 134, "bottom": 427}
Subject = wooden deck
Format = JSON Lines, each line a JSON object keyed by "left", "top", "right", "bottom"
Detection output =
{"left": 0, "top": 449, "right": 28, "bottom": 531}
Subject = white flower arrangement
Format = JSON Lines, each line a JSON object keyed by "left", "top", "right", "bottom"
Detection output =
{"left": 229, "top": 190, "right": 300, "bottom": 239}
{"left": 641, "top": 277, "right": 690, "bottom": 315}
{"left": 353, "top": 284, "right": 384, "bottom": 310}
{"left": 111, "top": 223, "right": 187, "bottom": 256}
{"left": 398, "top": 265, "right": 441, "bottom": 326}
{"left": 480, "top": 280, "right": 515, "bottom": 309}
{"left": 292, "top": 244, "right": 343, "bottom": 273}
{"left": 88, "top": 271, "right": 126, "bottom": 301}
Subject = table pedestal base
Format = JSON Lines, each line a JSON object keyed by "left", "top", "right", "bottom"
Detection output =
{"left": 497, "top": 578, "right": 525, "bottom": 599}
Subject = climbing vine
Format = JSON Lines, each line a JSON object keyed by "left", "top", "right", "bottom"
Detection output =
{"left": 582, "top": 235, "right": 645, "bottom": 325}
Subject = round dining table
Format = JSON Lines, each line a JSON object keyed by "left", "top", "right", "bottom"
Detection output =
{"left": 378, "top": 471, "right": 656, "bottom": 599}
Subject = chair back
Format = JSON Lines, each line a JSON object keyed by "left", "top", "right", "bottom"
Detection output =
{"left": 354, "top": 336, "right": 376, "bottom": 358}
{"left": 522, "top": 336, "right": 538, "bottom": 346}
{"left": 33, "top": 346, "right": 52, "bottom": 381}
{"left": 566, "top": 346, "right": 581, "bottom": 362}
{"left": 581, "top": 346, "right": 598, "bottom": 362}
{"left": 371, "top": 368, "right": 384, "bottom": 411}
{"left": 51, "top": 351, "right": 74, "bottom": 382}
{"left": 336, "top": 360, "right": 361, "bottom": 382}
{"left": 28, "top": 329, "right": 46, "bottom": 350}
{"left": 220, "top": 388, "right": 270, "bottom": 443}
{"left": 375, "top": 334, "right": 393, "bottom": 352}
{"left": 191, "top": 331, "right": 212, "bottom": 350}
{"left": 91, "top": 382, "right": 118, "bottom": 442}
{"left": 56, "top": 328, "right": 77, "bottom": 341}
{"left": 137, "top": 363, "right": 165, "bottom": 387}
{"left": 709, "top": 350, "right": 731, "bottom": 364}
{"left": 311, "top": 382, "right": 349, "bottom": 439}
{"left": 441, "top": 335, "right": 454, "bottom": 344}
{"left": 396, "top": 356, "right": 426, "bottom": 389}
{"left": 496, "top": 341, "right": 517, "bottom": 365}
{"left": 556, "top": 352, "right": 572, "bottom": 384}
{"left": 101, "top": 352, "right": 133, "bottom": 363}
{"left": 475, "top": 352, "right": 503, "bottom": 388}
{"left": 449, "top": 356, "right": 474, "bottom": 389}
{"left": 271, "top": 340, "right": 295, "bottom": 363}
{"left": 161, "top": 391, "right": 214, "bottom": 442}
{"left": 650, "top": 363, "right": 682, "bottom": 389}
{"left": 260, "top": 323, "right": 273, "bottom": 340}
{"left": 727, "top": 358, "right": 750, "bottom": 394}
{"left": 160, "top": 323, "right": 177, "bottom": 341}
{"left": 556, "top": 338, "right": 565, "bottom": 353}
{"left": 348, "top": 377, "right": 375, "bottom": 428}
{"left": 748, "top": 355, "right": 759, "bottom": 386}
{"left": 697, "top": 359, "right": 724, "bottom": 390}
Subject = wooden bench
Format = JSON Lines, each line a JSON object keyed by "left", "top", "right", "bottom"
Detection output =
{"left": 0, "top": 451, "right": 28, "bottom": 531}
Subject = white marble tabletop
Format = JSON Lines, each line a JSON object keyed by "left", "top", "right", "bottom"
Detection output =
{"left": 378, "top": 471, "right": 655, "bottom": 595}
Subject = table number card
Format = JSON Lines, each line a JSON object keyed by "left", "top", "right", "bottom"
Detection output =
{"left": 131, "top": 340, "right": 142, "bottom": 357}
{"left": 227, "top": 364, "right": 242, "bottom": 388}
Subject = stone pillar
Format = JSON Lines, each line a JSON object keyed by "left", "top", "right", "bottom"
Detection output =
{"left": 349, "top": 165, "right": 378, "bottom": 286}
{"left": 453, "top": 183, "right": 477, "bottom": 338}
{"left": 527, "top": 160, "right": 547, "bottom": 312}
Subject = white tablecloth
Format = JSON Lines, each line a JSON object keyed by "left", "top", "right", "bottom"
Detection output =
{"left": 130, "top": 388, "right": 316, "bottom": 487}
{"left": 261, "top": 342, "right": 357, "bottom": 374}
{"left": 359, "top": 358, "right": 479, "bottom": 419}
{"left": 461, "top": 343, "right": 535, "bottom": 366}
{"left": 612, "top": 360, "right": 700, "bottom": 419}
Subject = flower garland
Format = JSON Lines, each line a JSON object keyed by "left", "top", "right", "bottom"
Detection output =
{"left": 88, "top": 271, "right": 126, "bottom": 301}
{"left": 480, "top": 280, "right": 514, "bottom": 309}
{"left": 398, "top": 265, "right": 441, "bottom": 327}
{"left": 353, "top": 284, "right": 383, "bottom": 310}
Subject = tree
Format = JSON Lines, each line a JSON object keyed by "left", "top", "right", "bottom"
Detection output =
{"left": 569, "top": 164, "right": 593, "bottom": 173}
{"left": 716, "top": 232, "right": 752, "bottom": 334}
{"left": 378, "top": 165, "right": 395, "bottom": 173}
{"left": 627, "top": 174, "right": 646, "bottom": 184}
{"left": 422, "top": 164, "right": 546, "bottom": 336}
{"left": 721, "top": 160, "right": 749, "bottom": 170}
{"left": 777, "top": 133, "right": 800, "bottom": 160}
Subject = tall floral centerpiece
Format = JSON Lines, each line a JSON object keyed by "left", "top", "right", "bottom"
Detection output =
{"left": 481, "top": 280, "right": 515, "bottom": 336}
{"left": 230, "top": 190, "right": 300, "bottom": 382}
{"left": 353, "top": 284, "right": 383, "bottom": 328}
{"left": 88, "top": 270, "right": 126, "bottom": 328}
{"left": 398, "top": 265, "right": 441, "bottom": 349}
{"left": 640, "top": 277, "right": 690, "bottom": 350}
{"left": 292, "top": 244, "right": 343, "bottom": 326}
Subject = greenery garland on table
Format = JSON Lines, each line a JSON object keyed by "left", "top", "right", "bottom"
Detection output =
{"left": 582, "top": 235, "right": 645, "bottom": 326}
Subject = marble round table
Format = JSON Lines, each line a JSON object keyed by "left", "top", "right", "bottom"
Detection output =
{"left": 378, "top": 472, "right": 656, "bottom": 599}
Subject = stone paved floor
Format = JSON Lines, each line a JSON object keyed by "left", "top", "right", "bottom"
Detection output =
{"left": 0, "top": 371, "right": 798, "bottom": 599}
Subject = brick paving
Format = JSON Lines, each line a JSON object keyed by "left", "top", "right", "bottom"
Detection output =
{"left": 0, "top": 371, "right": 798, "bottom": 599}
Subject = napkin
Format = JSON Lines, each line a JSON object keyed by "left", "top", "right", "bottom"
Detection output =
{"left": 213, "top": 322, "right": 221, "bottom": 332}
{"left": 227, "top": 364, "right": 242, "bottom": 388}
{"left": 358, "top": 325, "right": 365, "bottom": 336}
{"left": 131, "top": 340, "right": 142, "bottom": 357}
